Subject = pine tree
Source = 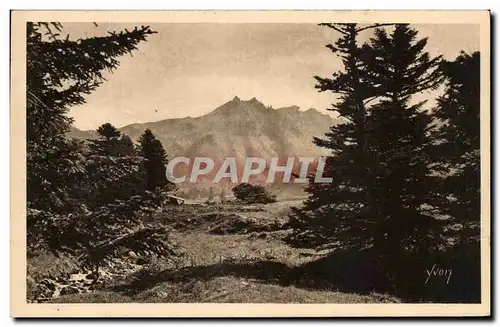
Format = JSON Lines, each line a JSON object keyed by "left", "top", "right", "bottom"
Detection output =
{"left": 88, "top": 123, "right": 125, "bottom": 157}
{"left": 119, "top": 135, "right": 136, "bottom": 157}
{"left": 286, "top": 23, "right": 388, "bottom": 250}
{"left": 27, "top": 22, "right": 156, "bottom": 214}
{"left": 286, "top": 24, "right": 449, "bottom": 296}
{"left": 78, "top": 124, "right": 176, "bottom": 274}
{"left": 87, "top": 123, "right": 136, "bottom": 158}
{"left": 361, "top": 24, "right": 445, "bottom": 257}
{"left": 137, "top": 129, "right": 172, "bottom": 192}
{"left": 97, "top": 123, "right": 121, "bottom": 138}
{"left": 85, "top": 123, "right": 146, "bottom": 208}
{"left": 434, "top": 51, "right": 480, "bottom": 243}
{"left": 26, "top": 23, "right": 180, "bottom": 270}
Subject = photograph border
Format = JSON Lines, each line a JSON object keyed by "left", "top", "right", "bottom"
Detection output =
{"left": 10, "top": 10, "right": 491, "bottom": 317}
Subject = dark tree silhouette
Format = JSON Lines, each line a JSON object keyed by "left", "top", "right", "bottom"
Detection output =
{"left": 88, "top": 123, "right": 132, "bottom": 157}
{"left": 27, "top": 22, "right": 156, "bottom": 213}
{"left": 137, "top": 129, "right": 173, "bottom": 192}
{"left": 434, "top": 51, "right": 481, "bottom": 244}
{"left": 26, "top": 23, "right": 180, "bottom": 273}
{"left": 361, "top": 24, "right": 445, "bottom": 257}
{"left": 96, "top": 123, "right": 121, "bottom": 139}
{"left": 286, "top": 24, "right": 449, "bottom": 297}
{"left": 287, "top": 23, "right": 387, "bottom": 250}
{"left": 85, "top": 123, "right": 146, "bottom": 208}
{"left": 119, "top": 135, "right": 136, "bottom": 157}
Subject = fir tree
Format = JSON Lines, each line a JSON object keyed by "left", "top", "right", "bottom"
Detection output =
{"left": 286, "top": 24, "right": 447, "bottom": 296}
{"left": 88, "top": 123, "right": 126, "bottom": 157}
{"left": 361, "top": 24, "right": 445, "bottom": 256}
{"left": 27, "top": 22, "right": 156, "bottom": 213}
{"left": 85, "top": 123, "right": 146, "bottom": 208}
{"left": 286, "top": 23, "right": 388, "bottom": 250}
{"left": 137, "top": 129, "right": 172, "bottom": 192}
{"left": 119, "top": 135, "right": 136, "bottom": 157}
{"left": 97, "top": 123, "right": 121, "bottom": 138}
{"left": 434, "top": 51, "right": 480, "bottom": 243}
{"left": 26, "top": 23, "right": 180, "bottom": 270}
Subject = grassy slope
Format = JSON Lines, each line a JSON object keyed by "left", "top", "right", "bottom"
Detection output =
{"left": 45, "top": 200, "right": 400, "bottom": 304}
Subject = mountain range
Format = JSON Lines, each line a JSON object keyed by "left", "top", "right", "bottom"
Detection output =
{"left": 69, "top": 96, "right": 337, "bottom": 161}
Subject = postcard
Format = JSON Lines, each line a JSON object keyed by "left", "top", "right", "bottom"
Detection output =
{"left": 11, "top": 10, "right": 490, "bottom": 317}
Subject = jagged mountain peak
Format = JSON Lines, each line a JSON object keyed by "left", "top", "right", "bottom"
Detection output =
{"left": 228, "top": 96, "right": 263, "bottom": 105}
{"left": 277, "top": 105, "right": 300, "bottom": 111}
{"left": 304, "top": 108, "right": 327, "bottom": 116}
{"left": 68, "top": 97, "right": 338, "bottom": 160}
{"left": 210, "top": 96, "right": 269, "bottom": 116}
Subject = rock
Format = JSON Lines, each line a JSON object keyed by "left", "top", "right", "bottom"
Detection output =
{"left": 92, "top": 279, "right": 106, "bottom": 288}
{"left": 128, "top": 251, "right": 139, "bottom": 259}
{"left": 40, "top": 279, "right": 57, "bottom": 292}
{"left": 155, "top": 291, "right": 169, "bottom": 298}
{"left": 60, "top": 286, "right": 80, "bottom": 296}
{"left": 37, "top": 284, "right": 53, "bottom": 298}
{"left": 257, "top": 232, "right": 268, "bottom": 239}
{"left": 248, "top": 232, "right": 257, "bottom": 239}
{"left": 86, "top": 272, "right": 98, "bottom": 280}
{"left": 69, "top": 273, "right": 88, "bottom": 281}
{"left": 136, "top": 258, "right": 147, "bottom": 265}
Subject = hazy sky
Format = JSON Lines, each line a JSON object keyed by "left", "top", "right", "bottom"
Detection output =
{"left": 62, "top": 23, "right": 480, "bottom": 130}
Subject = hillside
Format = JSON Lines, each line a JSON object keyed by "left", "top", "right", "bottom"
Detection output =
{"left": 29, "top": 201, "right": 400, "bottom": 304}
{"left": 69, "top": 97, "right": 336, "bottom": 159}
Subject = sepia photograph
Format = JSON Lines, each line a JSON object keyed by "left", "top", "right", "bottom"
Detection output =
{"left": 10, "top": 10, "right": 490, "bottom": 317}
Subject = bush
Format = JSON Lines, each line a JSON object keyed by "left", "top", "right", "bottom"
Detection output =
{"left": 27, "top": 190, "right": 181, "bottom": 277}
{"left": 231, "top": 183, "right": 277, "bottom": 204}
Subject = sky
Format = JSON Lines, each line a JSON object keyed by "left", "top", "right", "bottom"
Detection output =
{"left": 62, "top": 23, "right": 480, "bottom": 130}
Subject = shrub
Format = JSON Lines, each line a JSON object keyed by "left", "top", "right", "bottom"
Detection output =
{"left": 27, "top": 190, "right": 181, "bottom": 278}
{"left": 231, "top": 183, "right": 277, "bottom": 204}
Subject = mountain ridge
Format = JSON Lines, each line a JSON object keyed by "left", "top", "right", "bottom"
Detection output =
{"left": 68, "top": 97, "right": 337, "bottom": 160}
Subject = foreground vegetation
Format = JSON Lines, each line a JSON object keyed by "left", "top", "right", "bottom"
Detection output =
{"left": 28, "top": 200, "right": 478, "bottom": 303}
{"left": 30, "top": 200, "right": 401, "bottom": 303}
